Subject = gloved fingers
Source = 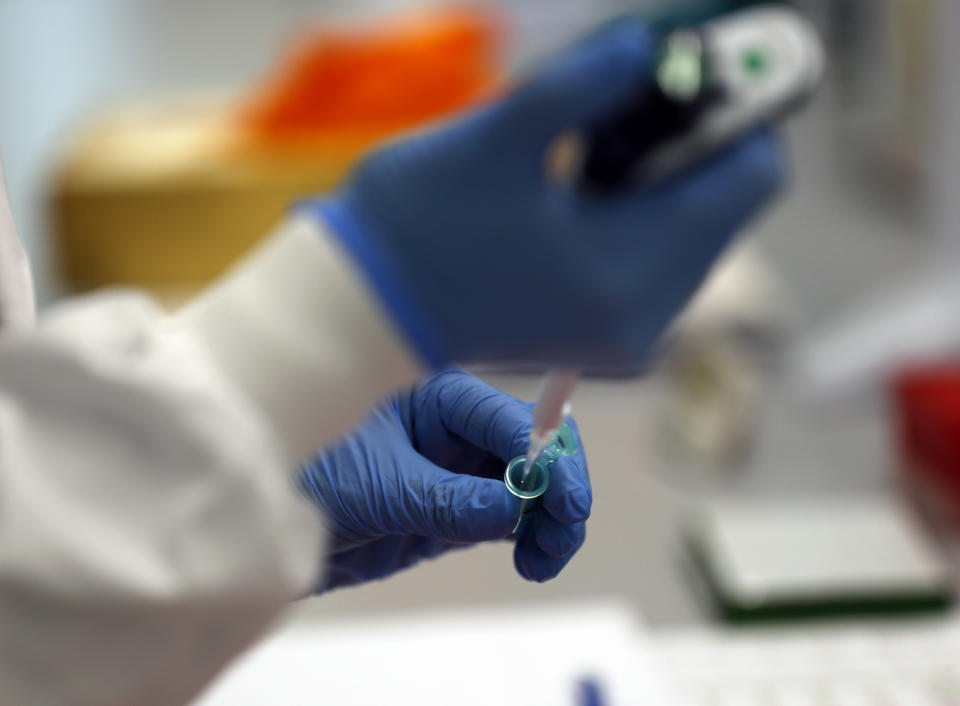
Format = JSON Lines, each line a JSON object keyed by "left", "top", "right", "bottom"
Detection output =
{"left": 408, "top": 458, "right": 520, "bottom": 543}
{"left": 425, "top": 370, "right": 533, "bottom": 462}
{"left": 514, "top": 519, "right": 581, "bottom": 582}
{"left": 655, "top": 129, "right": 785, "bottom": 238}
{"left": 589, "top": 129, "right": 785, "bottom": 248}
{"left": 534, "top": 513, "right": 586, "bottom": 558}
{"left": 541, "top": 454, "right": 592, "bottom": 525}
{"left": 500, "top": 17, "right": 655, "bottom": 151}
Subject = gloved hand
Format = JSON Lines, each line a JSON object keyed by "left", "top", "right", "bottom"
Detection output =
{"left": 299, "top": 370, "right": 590, "bottom": 591}
{"left": 312, "top": 17, "right": 784, "bottom": 370}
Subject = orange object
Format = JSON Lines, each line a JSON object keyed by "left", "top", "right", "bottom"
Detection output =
{"left": 239, "top": 5, "right": 503, "bottom": 147}
{"left": 52, "top": 6, "right": 507, "bottom": 298}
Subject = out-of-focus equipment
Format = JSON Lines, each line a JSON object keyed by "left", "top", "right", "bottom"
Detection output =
{"left": 893, "top": 362, "right": 960, "bottom": 535}
{"left": 51, "top": 7, "right": 502, "bottom": 301}
{"left": 685, "top": 497, "right": 953, "bottom": 622}
{"left": 792, "top": 1, "right": 960, "bottom": 399}
{"left": 793, "top": 269, "right": 960, "bottom": 400}
{"left": 654, "top": 613, "right": 960, "bottom": 705}
{"left": 656, "top": 244, "right": 788, "bottom": 469}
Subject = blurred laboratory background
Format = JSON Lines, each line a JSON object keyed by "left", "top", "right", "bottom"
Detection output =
{"left": 4, "top": 0, "right": 960, "bottom": 703}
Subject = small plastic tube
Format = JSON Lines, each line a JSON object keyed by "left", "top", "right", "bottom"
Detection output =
{"left": 504, "top": 455, "right": 550, "bottom": 535}
{"left": 504, "top": 423, "right": 578, "bottom": 534}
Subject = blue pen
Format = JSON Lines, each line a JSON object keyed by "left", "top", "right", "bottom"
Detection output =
{"left": 577, "top": 677, "right": 605, "bottom": 706}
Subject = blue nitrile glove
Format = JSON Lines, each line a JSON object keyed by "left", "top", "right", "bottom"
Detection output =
{"left": 312, "top": 17, "right": 784, "bottom": 370}
{"left": 299, "top": 370, "right": 591, "bottom": 591}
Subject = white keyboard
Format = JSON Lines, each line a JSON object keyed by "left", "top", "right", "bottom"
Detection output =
{"left": 652, "top": 618, "right": 960, "bottom": 706}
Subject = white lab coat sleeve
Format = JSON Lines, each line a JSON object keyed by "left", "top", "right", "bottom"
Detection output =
{"left": 0, "top": 292, "right": 320, "bottom": 705}
{"left": 0, "top": 217, "right": 424, "bottom": 704}
{"left": 173, "top": 214, "right": 425, "bottom": 461}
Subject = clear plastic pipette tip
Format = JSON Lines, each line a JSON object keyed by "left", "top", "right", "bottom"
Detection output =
{"left": 521, "top": 369, "right": 579, "bottom": 489}
{"left": 520, "top": 431, "right": 552, "bottom": 487}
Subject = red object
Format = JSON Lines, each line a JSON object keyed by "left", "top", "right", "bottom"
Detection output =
{"left": 892, "top": 363, "right": 960, "bottom": 527}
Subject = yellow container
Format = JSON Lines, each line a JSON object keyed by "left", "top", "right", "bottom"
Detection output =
{"left": 51, "top": 6, "right": 502, "bottom": 298}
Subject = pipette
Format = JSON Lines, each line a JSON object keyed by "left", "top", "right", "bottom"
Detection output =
{"left": 579, "top": 6, "right": 824, "bottom": 189}
{"left": 521, "top": 369, "right": 580, "bottom": 484}
{"left": 516, "top": 5, "right": 824, "bottom": 499}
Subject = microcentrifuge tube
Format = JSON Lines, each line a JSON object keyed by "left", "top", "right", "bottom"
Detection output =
{"left": 503, "top": 423, "right": 578, "bottom": 534}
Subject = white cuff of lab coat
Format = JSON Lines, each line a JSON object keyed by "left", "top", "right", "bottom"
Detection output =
{"left": 174, "top": 215, "right": 423, "bottom": 463}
